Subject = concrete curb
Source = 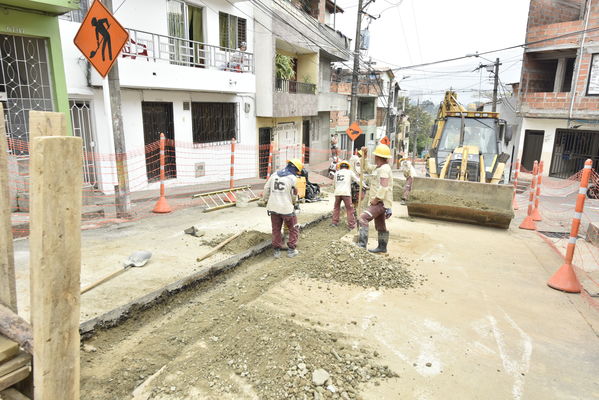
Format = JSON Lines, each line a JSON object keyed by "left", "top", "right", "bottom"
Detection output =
{"left": 79, "top": 212, "right": 332, "bottom": 337}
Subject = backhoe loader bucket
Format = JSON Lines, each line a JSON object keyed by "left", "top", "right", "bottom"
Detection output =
{"left": 406, "top": 177, "right": 514, "bottom": 229}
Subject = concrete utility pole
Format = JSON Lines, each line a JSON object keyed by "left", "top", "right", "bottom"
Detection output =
{"left": 411, "top": 97, "right": 419, "bottom": 163}
{"left": 348, "top": 0, "right": 365, "bottom": 146}
{"left": 386, "top": 79, "right": 394, "bottom": 136}
{"left": 492, "top": 58, "right": 501, "bottom": 112}
{"left": 105, "top": 0, "right": 131, "bottom": 218}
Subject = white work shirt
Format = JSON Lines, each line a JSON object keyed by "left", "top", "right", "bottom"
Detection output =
{"left": 333, "top": 169, "right": 359, "bottom": 197}
{"left": 349, "top": 155, "right": 361, "bottom": 175}
{"left": 264, "top": 173, "right": 297, "bottom": 215}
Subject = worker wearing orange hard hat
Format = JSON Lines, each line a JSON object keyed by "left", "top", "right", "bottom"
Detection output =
{"left": 357, "top": 144, "right": 394, "bottom": 254}
{"left": 262, "top": 159, "right": 304, "bottom": 258}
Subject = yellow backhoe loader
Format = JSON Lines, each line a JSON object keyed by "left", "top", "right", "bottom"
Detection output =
{"left": 406, "top": 91, "right": 515, "bottom": 229}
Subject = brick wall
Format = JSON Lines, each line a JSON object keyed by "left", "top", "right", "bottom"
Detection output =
{"left": 527, "top": 0, "right": 583, "bottom": 28}
{"left": 520, "top": 0, "right": 599, "bottom": 118}
{"left": 330, "top": 81, "right": 380, "bottom": 96}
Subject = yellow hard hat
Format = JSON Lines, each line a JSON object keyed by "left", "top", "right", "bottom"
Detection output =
{"left": 287, "top": 158, "right": 304, "bottom": 174}
{"left": 356, "top": 149, "right": 363, "bottom": 157}
{"left": 373, "top": 144, "right": 392, "bottom": 159}
{"left": 338, "top": 160, "right": 350, "bottom": 169}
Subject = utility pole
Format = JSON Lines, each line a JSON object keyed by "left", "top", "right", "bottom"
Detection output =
{"left": 105, "top": 0, "right": 131, "bottom": 218}
{"left": 411, "top": 97, "right": 419, "bottom": 163}
{"left": 348, "top": 0, "right": 365, "bottom": 153}
{"left": 492, "top": 58, "right": 501, "bottom": 112}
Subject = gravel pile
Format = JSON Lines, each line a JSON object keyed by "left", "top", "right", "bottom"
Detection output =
{"left": 299, "top": 240, "right": 415, "bottom": 289}
{"left": 187, "top": 309, "right": 398, "bottom": 400}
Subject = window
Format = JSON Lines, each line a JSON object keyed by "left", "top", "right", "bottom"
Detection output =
{"left": 219, "top": 12, "right": 246, "bottom": 49}
{"left": 192, "top": 102, "right": 238, "bottom": 144}
{"left": 358, "top": 98, "right": 375, "bottom": 120}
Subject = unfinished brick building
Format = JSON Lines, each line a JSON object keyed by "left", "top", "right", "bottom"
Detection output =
{"left": 518, "top": 0, "right": 599, "bottom": 178}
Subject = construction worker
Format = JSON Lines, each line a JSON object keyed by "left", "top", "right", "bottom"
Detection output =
{"left": 349, "top": 149, "right": 362, "bottom": 175}
{"left": 357, "top": 144, "right": 394, "bottom": 253}
{"left": 332, "top": 161, "right": 359, "bottom": 229}
{"left": 262, "top": 159, "right": 303, "bottom": 258}
{"left": 400, "top": 159, "right": 416, "bottom": 205}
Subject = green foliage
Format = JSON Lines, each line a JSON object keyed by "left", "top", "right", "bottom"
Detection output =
{"left": 275, "top": 54, "right": 295, "bottom": 80}
{"left": 402, "top": 97, "right": 435, "bottom": 155}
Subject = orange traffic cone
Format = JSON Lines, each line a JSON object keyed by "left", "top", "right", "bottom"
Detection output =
{"left": 519, "top": 160, "right": 538, "bottom": 231}
{"left": 547, "top": 263, "right": 581, "bottom": 293}
{"left": 153, "top": 194, "right": 172, "bottom": 213}
{"left": 519, "top": 215, "right": 537, "bottom": 230}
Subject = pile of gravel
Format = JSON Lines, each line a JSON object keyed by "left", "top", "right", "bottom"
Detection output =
{"left": 299, "top": 240, "right": 415, "bottom": 289}
{"left": 199, "top": 310, "right": 398, "bottom": 400}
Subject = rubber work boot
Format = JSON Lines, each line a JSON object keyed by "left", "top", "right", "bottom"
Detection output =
{"left": 287, "top": 248, "right": 299, "bottom": 258}
{"left": 273, "top": 248, "right": 281, "bottom": 259}
{"left": 357, "top": 226, "right": 369, "bottom": 248}
{"left": 369, "top": 231, "right": 389, "bottom": 254}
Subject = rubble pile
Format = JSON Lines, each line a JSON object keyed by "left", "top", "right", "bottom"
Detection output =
{"left": 299, "top": 240, "right": 415, "bottom": 289}
{"left": 191, "top": 310, "right": 398, "bottom": 400}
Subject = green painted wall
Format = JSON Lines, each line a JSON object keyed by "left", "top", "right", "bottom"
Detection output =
{"left": 0, "top": 5, "right": 73, "bottom": 135}
{"left": 3, "top": 0, "right": 79, "bottom": 14}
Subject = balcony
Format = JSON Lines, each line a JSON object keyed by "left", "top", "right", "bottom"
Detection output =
{"left": 90, "top": 28, "right": 255, "bottom": 93}
{"left": 275, "top": 78, "right": 316, "bottom": 94}
{"left": 273, "top": 78, "right": 318, "bottom": 117}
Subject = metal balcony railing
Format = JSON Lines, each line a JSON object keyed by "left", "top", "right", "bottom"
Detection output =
{"left": 122, "top": 28, "right": 254, "bottom": 73}
{"left": 275, "top": 78, "right": 316, "bottom": 94}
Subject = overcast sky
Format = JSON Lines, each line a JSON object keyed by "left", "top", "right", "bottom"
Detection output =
{"left": 332, "top": 0, "right": 531, "bottom": 105}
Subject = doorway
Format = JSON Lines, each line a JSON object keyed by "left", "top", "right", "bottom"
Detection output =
{"left": 549, "top": 129, "right": 599, "bottom": 178}
{"left": 302, "top": 120, "right": 310, "bottom": 164}
{"left": 167, "top": 0, "right": 205, "bottom": 66}
{"left": 142, "top": 102, "right": 176, "bottom": 182}
{"left": 521, "top": 130, "right": 544, "bottom": 172}
{"left": 259, "top": 127, "right": 272, "bottom": 178}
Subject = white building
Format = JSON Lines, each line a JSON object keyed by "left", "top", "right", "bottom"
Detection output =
{"left": 60, "top": 0, "right": 257, "bottom": 194}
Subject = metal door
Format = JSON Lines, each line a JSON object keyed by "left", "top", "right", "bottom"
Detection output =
{"left": 142, "top": 102, "right": 176, "bottom": 181}
{"left": 259, "top": 127, "right": 272, "bottom": 178}
{"left": 521, "top": 130, "right": 544, "bottom": 172}
{"left": 550, "top": 129, "right": 599, "bottom": 178}
{"left": 302, "top": 120, "right": 310, "bottom": 163}
{"left": 69, "top": 100, "right": 98, "bottom": 188}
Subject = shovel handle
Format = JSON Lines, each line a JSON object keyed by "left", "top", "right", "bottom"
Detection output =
{"left": 196, "top": 231, "right": 244, "bottom": 262}
{"left": 81, "top": 267, "right": 129, "bottom": 294}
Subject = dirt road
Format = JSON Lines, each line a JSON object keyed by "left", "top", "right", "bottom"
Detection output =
{"left": 81, "top": 205, "right": 599, "bottom": 399}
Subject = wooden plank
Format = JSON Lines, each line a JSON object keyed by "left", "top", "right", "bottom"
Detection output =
{"left": 29, "top": 136, "right": 82, "bottom": 400}
{"left": 0, "top": 305, "right": 32, "bottom": 355}
{"left": 0, "top": 353, "right": 31, "bottom": 378}
{"left": 0, "top": 337, "right": 18, "bottom": 364}
{"left": 0, "top": 367, "right": 30, "bottom": 392}
{"left": 27, "top": 111, "right": 66, "bottom": 140}
{"left": 0, "top": 103, "right": 16, "bottom": 312}
{"left": 0, "top": 388, "right": 31, "bottom": 400}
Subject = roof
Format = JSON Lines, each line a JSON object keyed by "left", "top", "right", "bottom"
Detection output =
{"left": 326, "top": 0, "right": 344, "bottom": 13}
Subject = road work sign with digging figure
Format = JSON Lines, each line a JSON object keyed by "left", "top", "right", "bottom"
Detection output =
{"left": 73, "top": 0, "right": 129, "bottom": 78}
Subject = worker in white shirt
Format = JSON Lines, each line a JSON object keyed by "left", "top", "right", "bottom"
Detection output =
{"left": 262, "top": 159, "right": 303, "bottom": 258}
{"left": 349, "top": 149, "right": 363, "bottom": 175}
{"left": 331, "top": 161, "right": 359, "bottom": 229}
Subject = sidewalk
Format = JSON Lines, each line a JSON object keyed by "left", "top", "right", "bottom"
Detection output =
{"left": 13, "top": 193, "right": 337, "bottom": 324}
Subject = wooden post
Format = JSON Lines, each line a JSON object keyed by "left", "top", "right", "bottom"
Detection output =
{"left": 30, "top": 134, "right": 82, "bottom": 399}
{"left": 0, "top": 104, "right": 16, "bottom": 311}
{"left": 28, "top": 111, "right": 66, "bottom": 139}
{"left": 0, "top": 304, "right": 33, "bottom": 354}
{"left": 356, "top": 151, "right": 365, "bottom": 232}
{"left": 266, "top": 142, "right": 274, "bottom": 179}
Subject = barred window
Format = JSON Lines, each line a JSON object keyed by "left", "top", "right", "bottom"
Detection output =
{"left": 219, "top": 12, "right": 246, "bottom": 49}
{"left": 192, "top": 102, "right": 238, "bottom": 144}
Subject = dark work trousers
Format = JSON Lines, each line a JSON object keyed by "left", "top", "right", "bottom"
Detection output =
{"left": 332, "top": 195, "right": 356, "bottom": 229}
{"left": 271, "top": 213, "right": 299, "bottom": 249}
{"left": 358, "top": 202, "right": 387, "bottom": 232}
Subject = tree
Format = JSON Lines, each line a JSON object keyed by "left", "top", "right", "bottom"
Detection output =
{"left": 402, "top": 98, "right": 434, "bottom": 156}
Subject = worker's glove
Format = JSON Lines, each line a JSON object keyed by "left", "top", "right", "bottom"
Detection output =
{"left": 385, "top": 208, "right": 393, "bottom": 219}
{"left": 257, "top": 199, "right": 266, "bottom": 207}
{"left": 294, "top": 203, "right": 300, "bottom": 211}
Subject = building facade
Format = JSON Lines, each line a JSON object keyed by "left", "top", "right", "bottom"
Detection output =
{"left": 254, "top": 0, "right": 350, "bottom": 171}
{"left": 329, "top": 67, "right": 399, "bottom": 156}
{"left": 1, "top": 0, "right": 79, "bottom": 210}
{"left": 60, "top": 0, "right": 257, "bottom": 194}
{"left": 518, "top": 0, "right": 599, "bottom": 178}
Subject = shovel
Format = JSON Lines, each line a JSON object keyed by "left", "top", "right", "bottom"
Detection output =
{"left": 81, "top": 250, "right": 152, "bottom": 294}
